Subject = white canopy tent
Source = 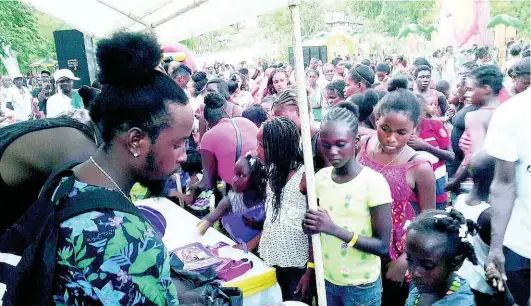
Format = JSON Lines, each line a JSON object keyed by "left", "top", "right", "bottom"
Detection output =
{"left": 30, "top": 0, "right": 290, "bottom": 44}
{"left": 29, "top": 1, "right": 328, "bottom": 305}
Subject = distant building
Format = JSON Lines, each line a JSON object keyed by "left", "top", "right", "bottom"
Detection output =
{"left": 324, "top": 12, "right": 363, "bottom": 31}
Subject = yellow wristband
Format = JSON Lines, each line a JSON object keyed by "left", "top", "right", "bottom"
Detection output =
{"left": 347, "top": 233, "right": 359, "bottom": 248}
{"left": 307, "top": 262, "right": 315, "bottom": 269}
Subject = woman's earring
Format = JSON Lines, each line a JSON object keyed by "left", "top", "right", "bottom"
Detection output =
{"left": 133, "top": 152, "right": 139, "bottom": 157}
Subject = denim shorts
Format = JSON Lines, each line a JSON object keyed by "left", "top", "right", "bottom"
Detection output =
{"left": 325, "top": 277, "right": 382, "bottom": 306}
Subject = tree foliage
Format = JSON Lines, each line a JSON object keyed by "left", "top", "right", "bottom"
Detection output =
{"left": 346, "top": 0, "right": 438, "bottom": 37}
{"left": 0, "top": 1, "right": 66, "bottom": 73}
{"left": 257, "top": 0, "right": 328, "bottom": 60}
{"left": 489, "top": 0, "right": 530, "bottom": 39}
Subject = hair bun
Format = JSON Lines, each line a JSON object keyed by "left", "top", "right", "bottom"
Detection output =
{"left": 96, "top": 32, "right": 162, "bottom": 85}
{"left": 204, "top": 92, "right": 226, "bottom": 109}
{"left": 192, "top": 71, "right": 207, "bottom": 82}
{"left": 336, "top": 101, "right": 360, "bottom": 118}
{"left": 387, "top": 77, "right": 409, "bottom": 92}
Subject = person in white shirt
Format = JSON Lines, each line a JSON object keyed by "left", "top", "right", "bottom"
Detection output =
{"left": 9, "top": 74, "right": 33, "bottom": 121}
{"left": 483, "top": 89, "right": 530, "bottom": 306}
{"left": 46, "top": 69, "right": 81, "bottom": 118}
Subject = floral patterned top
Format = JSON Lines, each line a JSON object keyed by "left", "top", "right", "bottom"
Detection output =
{"left": 53, "top": 181, "right": 178, "bottom": 306}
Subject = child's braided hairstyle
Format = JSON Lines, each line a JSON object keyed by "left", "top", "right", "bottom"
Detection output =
{"left": 407, "top": 208, "right": 479, "bottom": 266}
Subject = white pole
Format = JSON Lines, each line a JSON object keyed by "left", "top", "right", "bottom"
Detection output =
{"left": 289, "top": 3, "right": 327, "bottom": 306}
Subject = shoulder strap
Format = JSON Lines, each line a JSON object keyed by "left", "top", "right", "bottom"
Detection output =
{"left": 56, "top": 189, "right": 145, "bottom": 225}
{"left": 226, "top": 102, "right": 234, "bottom": 119}
{"left": 38, "top": 161, "right": 81, "bottom": 199}
{"left": 230, "top": 119, "right": 242, "bottom": 163}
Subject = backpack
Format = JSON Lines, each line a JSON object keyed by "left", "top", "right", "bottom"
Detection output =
{"left": 0, "top": 161, "right": 149, "bottom": 306}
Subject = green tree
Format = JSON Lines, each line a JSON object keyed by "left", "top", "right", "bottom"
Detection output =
{"left": 346, "top": 0, "right": 438, "bottom": 37}
{"left": 489, "top": 0, "right": 530, "bottom": 39}
{"left": 0, "top": 0, "right": 49, "bottom": 73}
{"left": 258, "top": 0, "right": 328, "bottom": 60}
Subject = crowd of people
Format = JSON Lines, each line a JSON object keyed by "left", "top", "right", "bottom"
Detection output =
{"left": 0, "top": 30, "right": 529, "bottom": 306}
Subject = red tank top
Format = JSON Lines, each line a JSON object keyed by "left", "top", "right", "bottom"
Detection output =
{"left": 357, "top": 137, "right": 427, "bottom": 261}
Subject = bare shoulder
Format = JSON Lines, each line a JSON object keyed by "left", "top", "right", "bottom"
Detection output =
{"left": 410, "top": 158, "right": 435, "bottom": 179}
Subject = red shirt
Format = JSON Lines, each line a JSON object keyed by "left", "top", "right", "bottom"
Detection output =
{"left": 418, "top": 118, "right": 449, "bottom": 203}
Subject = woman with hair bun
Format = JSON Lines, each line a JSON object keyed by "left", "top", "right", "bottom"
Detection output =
{"left": 194, "top": 92, "right": 258, "bottom": 192}
{"left": 53, "top": 32, "right": 193, "bottom": 305}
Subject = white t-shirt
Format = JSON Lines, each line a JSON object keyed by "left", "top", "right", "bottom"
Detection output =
{"left": 483, "top": 89, "right": 531, "bottom": 259}
{"left": 454, "top": 195, "right": 494, "bottom": 295}
{"left": 9, "top": 87, "right": 33, "bottom": 121}
{"left": 46, "top": 92, "right": 73, "bottom": 118}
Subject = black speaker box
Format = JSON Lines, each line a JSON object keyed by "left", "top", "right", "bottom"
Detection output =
{"left": 288, "top": 45, "right": 328, "bottom": 67}
{"left": 53, "top": 29, "right": 97, "bottom": 88}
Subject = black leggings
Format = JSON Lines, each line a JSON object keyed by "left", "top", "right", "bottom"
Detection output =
{"left": 381, "top": 259, "right": 409, "bottom": 306}
{"left": 274, "top": 266, "right": 308, "bottom": 302}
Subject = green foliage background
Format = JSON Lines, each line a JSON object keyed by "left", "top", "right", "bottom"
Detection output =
{"left": 0, "top": 0, "right": 529, "bottom": 70}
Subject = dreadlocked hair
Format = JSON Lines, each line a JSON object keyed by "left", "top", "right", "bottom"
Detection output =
{"left": 408, "top": 208, "right": 479, "bottom": 266}
{"left": 241, "top": 153, "right": 267, "bottom": 201}
{"left": 262, "top": 117, "right": 302, "bottom": 222}
{"left": 322, "top": 102, "right": 359, "bottom": 136}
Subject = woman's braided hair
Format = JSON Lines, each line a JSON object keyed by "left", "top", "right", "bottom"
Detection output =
{"left": 272, "top": 87, "right": 299, "bottom": 109}
{"left": 408, "top": 208, "right": 479, "bottom": 266}
{"left": 262, "top": 116, "right": 302, "bottom": 221}
{"left": 321, "top": 102, "right": 359, "bottom": 136}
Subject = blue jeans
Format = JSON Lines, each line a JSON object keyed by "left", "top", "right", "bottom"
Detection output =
{"left": 326, "top": 277, "right": 382, "bottom": 306}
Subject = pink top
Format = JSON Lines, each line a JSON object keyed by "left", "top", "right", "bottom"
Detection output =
{"left": 200, "top": 117, "right": 258, "bottom": 184}
{"left": 357, "top": 137, "right": 427, "bottom": 262}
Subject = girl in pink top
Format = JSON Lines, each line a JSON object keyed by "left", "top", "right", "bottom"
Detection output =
{"left": 357, "top": 78, "right": 436, "bottom": 306}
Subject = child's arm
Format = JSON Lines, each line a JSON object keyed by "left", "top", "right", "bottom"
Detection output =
{"left": 197, "top": 196, "right": 231, "bottom": 235}
{"left": 303, "top": 204, "right": 392, "bottom": 258}
{"left": 408, "top": 135, "right": 455, "bottom": 161}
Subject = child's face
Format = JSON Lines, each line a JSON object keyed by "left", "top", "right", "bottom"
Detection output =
{"left": 406, "top": 229, "right": 455, "bottom": 290}
{"left": 272, "top": 105, "right": 300, "bottom": 129}
{"left": 232, "top": 159, "right": 251, "bottom": 193}
{"left": 256, "top": 127, "right": 265, "bottom": 165}
{"left": 261, "top": 102, "right": 272, "bottom": 118}
{"left": 376, "top": 71, "right": 388, "bottom": 83}
{"left": 425, "top": 100, "right": 437, "bottom": 117}
{"left": 320, "top": 121, "right": 357, "bottom": 169}
{"left": 376, "top": 112, "right": 416, "bottom": 153}
{"left": 325, "top": 89, "right": 342, "bottom": 108}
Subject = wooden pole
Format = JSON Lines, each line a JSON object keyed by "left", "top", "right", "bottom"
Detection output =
{"left": 288, "top": 3, "right": 327, "bottom": 306}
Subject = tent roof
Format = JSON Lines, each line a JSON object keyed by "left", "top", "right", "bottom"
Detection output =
{"left": 30, "top": 0, "right": 291, "bottom": 44}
